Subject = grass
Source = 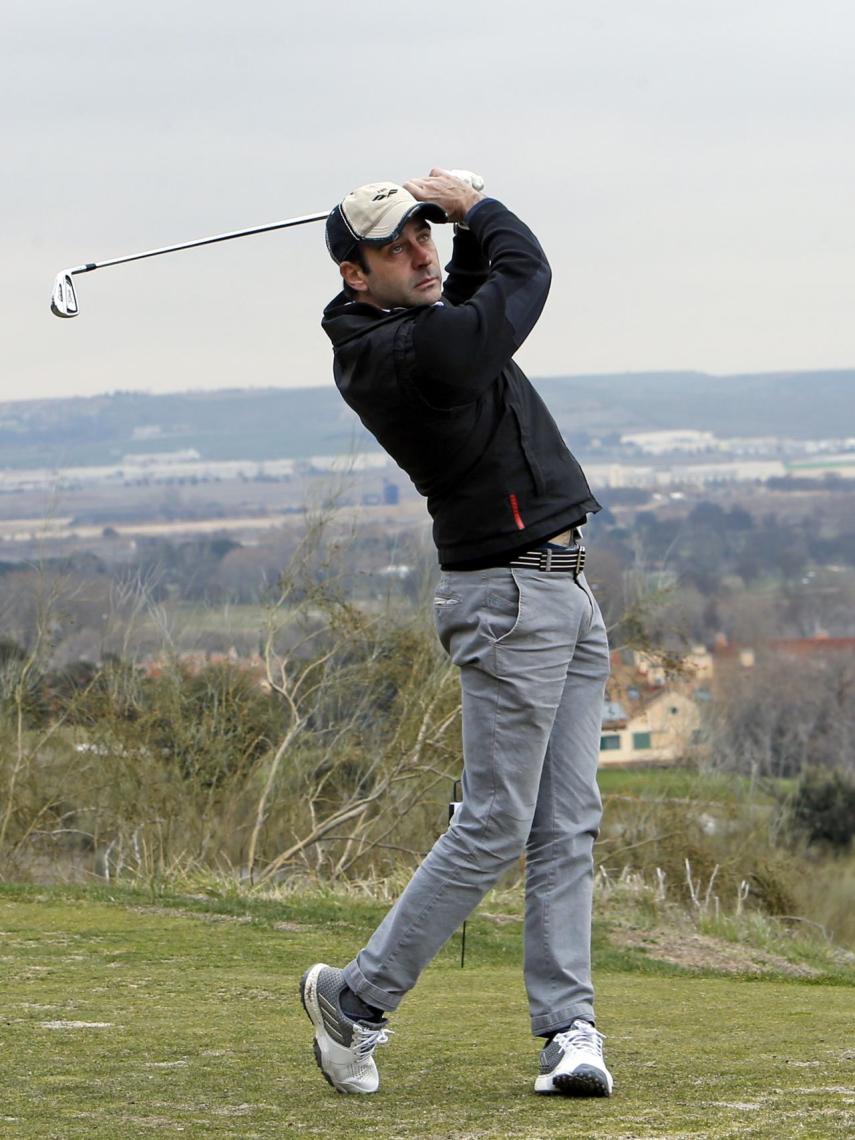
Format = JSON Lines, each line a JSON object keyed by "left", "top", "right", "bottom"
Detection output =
{"left": 597, "top": 765, "right": 782, "bottom": 805}
{"left": 1, "top": 884, "right": 854, "bottom": 1138}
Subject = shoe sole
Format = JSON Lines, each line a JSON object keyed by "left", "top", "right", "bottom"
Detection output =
{"left": 552, "top": 1066, "right": 612, "bottom": 1097}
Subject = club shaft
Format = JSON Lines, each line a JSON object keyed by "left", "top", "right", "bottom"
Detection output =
{"left": 68, "top": 211, "right": 327, "bottom": 275}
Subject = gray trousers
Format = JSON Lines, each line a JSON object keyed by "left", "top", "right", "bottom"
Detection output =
{"left": 343, "top": 565, "right": 610, "bottom": 1036}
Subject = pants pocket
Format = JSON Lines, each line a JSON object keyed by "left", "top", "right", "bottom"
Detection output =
{"left": 484, "top": 570, "right": 523, "bottom": 644}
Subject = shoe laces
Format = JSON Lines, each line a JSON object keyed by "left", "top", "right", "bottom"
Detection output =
{"left": 352, "top": 1021, "right": 391, "bottom": 1059}
{"left": 554, "top": 1021, "right": 605, "bottom": 1059}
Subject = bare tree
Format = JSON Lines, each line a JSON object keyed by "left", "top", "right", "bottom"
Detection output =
{"left": 705, "top": 652, "right": 855, "bottom": 779}
{"left": 244, "top": 521, "right": 461, "bottom": 884}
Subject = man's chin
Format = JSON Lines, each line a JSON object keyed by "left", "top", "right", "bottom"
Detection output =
{"left": 411, "top": 281, "right": 442, "bottom": 306}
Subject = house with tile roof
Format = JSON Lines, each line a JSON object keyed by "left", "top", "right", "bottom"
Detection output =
{"left": 599, "top": 648, "right": 705, "bottom": 766}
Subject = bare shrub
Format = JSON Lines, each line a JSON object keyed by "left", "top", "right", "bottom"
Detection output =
{"left": 0, "top": 518, "right": 461, "bottom": 888}
{"left": 598, "top": 789, "right": 800, "bottom": 919}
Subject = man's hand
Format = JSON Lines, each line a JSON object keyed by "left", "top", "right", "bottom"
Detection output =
{"left": 404, "top": 168, "right": 484, "bottom": 225}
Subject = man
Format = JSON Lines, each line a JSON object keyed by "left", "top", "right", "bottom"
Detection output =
{"left": 301, "top": 168, "right": 613, "bottom": 1098}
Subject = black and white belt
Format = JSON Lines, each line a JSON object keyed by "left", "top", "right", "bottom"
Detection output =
{"left": 509, "top": 541, "right": 586, "bottom": 576}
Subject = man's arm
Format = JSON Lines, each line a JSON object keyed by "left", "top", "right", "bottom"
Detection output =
{"left": 442, "top": 227, "right": 489, "bottom": 306}
{"left": 403, "top": 184, "right": 551, "bottom": 408}
{"left": 405, "top": 169, "right": 488, "bottom": 307}
{"left": 442, "top": 214, "right": 490, "bottom": 306}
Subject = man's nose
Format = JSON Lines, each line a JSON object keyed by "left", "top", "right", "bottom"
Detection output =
{"left": 411, "top": 243, "right": 430, "bottom": 266}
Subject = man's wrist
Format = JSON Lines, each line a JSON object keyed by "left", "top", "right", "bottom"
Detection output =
{"left": 459, "top": 187, "right": 483, "bottom": 217}
{"left": 455, "top": 197, "right": 493, "bottom": 232}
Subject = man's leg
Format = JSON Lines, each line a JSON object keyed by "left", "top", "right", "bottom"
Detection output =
{"left": 342, "top": 567, "right": 593, "bottom": 1013}
{"left": 523, "top": 575, "right": 610, "bottom": 1036}
{"left": 520, "top": 575, "right": 613, "bottom": 1096}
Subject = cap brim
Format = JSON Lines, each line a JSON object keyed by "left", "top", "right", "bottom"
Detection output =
{"left": 360, "top": 201, "right": 447, "bottom": 248}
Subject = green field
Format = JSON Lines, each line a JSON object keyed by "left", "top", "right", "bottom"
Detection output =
{"left": 1, "top": 885, "right": 853, "bottom": 1139}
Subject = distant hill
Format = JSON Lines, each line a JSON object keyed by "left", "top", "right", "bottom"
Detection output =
{"left": 534, "top": 371, "right": 855, "bottom": 443}
{"left": 0, "top": 370, "right": 851, "bottom": 470}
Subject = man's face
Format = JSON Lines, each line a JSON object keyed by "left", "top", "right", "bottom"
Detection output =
{"left": 343, "top": 219, "right": 443, "bottom": 309}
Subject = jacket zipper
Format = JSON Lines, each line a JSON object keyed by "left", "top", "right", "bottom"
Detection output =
{"left": 509, "top": 404, "right": 547, "bottom": 495}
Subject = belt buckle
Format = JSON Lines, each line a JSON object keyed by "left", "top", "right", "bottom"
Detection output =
{"left": 540, "top": 542, "right": 586, "bottom": 575}
{"left": 573, "top": 543, "right": 586, "bottom": 577}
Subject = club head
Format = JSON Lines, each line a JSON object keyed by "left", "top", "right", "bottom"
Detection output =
{"left": 51, "top": 271, "right": 79, "bottom": 318}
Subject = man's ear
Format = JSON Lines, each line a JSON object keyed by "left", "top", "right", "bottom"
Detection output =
{"left": 340, "top": 260, "right": 369, "bottom": 294}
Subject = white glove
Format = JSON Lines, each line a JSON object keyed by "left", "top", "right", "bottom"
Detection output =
{"left": 448, "top": 169, "right": 485, "bottom": 192}
{"left": 449, "top": 170, "right": 485, "bottom": 230}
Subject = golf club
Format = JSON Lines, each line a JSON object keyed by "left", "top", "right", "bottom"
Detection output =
{"left": 50, "top": 170, "right": 485, "bottom": 318}
{"left": 50, "top": 210, "right": 328, "bottom": 318}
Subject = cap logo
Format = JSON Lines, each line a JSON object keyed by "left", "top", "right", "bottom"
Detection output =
{"left": 371, "top": 187, "right": 399, "bottom": 202}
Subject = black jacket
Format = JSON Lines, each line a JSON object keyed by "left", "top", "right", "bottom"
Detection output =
{"left": 321, "top": 198, "right": 600, "bottom": 566}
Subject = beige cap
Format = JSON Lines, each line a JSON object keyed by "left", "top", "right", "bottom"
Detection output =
{"left": 326, "top": 182, "right": 446, "bottom": 263}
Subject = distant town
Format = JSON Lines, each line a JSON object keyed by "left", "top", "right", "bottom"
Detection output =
{"left": 0, "top": 427, "right": 852, "bottom": 497}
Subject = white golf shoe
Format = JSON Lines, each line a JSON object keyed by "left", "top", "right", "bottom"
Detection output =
{"left": 534, "top": 1019, "right": 613, "bottom": 1097}
{"left": 300, "top": 963, "right": 390, "bottom": 1094}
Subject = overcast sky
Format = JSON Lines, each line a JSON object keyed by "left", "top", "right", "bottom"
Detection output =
{"left": 3, "top": 0, "right": 854, "bottom": 402}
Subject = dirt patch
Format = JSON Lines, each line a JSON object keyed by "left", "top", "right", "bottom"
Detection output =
{"left": 615, "top": 927, "right": 821, "bottom": 977}
{"left": 132, "top": 906, "right": 253, "bottom": 925}
{"left": 130, "top": 905, "right": 309, "bottom": 933}
{"left": 478, "top": 911, "right": 522, "bottom": 926}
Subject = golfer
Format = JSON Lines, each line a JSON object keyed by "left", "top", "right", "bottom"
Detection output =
{"left": 301, "top": 168, "right": 613, "bottom": 1098}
